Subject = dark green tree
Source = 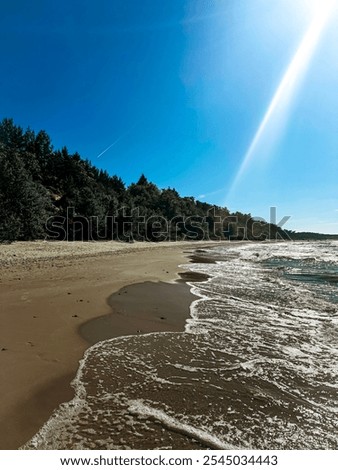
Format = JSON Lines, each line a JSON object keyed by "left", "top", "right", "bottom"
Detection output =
{"left": 0, "top": 146, "right": 51, "bottom": 241}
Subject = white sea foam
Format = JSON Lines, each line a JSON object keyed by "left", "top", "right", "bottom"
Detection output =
{"left": 128, "top": 400, "right": 236, "bottom": 450}
{"left": 24, "top": 240, "right": 338, "bottom": 450}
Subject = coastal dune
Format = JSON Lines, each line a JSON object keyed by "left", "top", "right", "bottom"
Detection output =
{"left": 0, "top": 240, "right": 216, "bottom": 449}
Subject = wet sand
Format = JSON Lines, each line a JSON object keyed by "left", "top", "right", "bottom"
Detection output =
{"left": 80, "top": 281, "right": 197, "bottom": 345}
{"left": 0, "top": 240, "right": 219, "bottom": 449}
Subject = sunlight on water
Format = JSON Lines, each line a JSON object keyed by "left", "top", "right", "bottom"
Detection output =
{"left": 24, "top": 241, "right": 338, "bottom": 450}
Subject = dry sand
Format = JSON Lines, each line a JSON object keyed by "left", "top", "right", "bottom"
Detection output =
{"left": 0, "top": 240, "right": 221, "bottom": 449}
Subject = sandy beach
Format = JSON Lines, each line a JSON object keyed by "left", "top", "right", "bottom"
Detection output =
{"left": 0, "top": 240, "right": 218, "bottom": 449}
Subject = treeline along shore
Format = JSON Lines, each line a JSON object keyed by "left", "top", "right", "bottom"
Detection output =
{"left": 0, "top": 118, "right": 293, "bottom": 243}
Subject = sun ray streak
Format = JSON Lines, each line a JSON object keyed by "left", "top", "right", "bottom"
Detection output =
{"left": 228, "top": 1, "right": 334, "bottom": 199}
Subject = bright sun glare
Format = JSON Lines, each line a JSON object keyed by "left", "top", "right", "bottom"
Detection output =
{"left": 227, "top": 0, "right": 336, "bottom": 199}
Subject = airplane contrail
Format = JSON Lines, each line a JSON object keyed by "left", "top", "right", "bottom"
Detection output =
{"left": 96, "top": 126, "right": 135, "bottom": 159}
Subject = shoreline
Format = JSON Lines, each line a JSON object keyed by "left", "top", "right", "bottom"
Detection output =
{"left": 79, "top": 278, "right": 208, "bottom": 346}
{"left": 0, "top": 240, "right": 219, "bottom": 449}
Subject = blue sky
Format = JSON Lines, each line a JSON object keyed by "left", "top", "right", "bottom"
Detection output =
{"left": 1, "top": 0, "right": 337, "bottom": 233}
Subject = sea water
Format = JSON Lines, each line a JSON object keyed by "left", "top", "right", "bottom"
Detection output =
{"left": 24, "top": 241, "right": 338, "bottom": 449}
